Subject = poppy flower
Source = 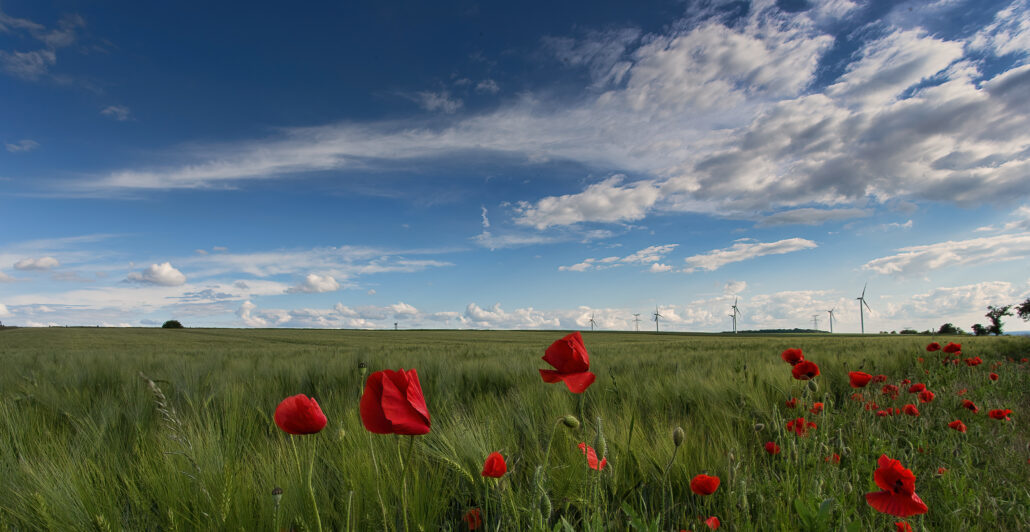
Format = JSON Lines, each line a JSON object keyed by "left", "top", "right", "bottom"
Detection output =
{"left": 825, "top": 453, "right": 840, "bottom": 464}
{"left": 764, "top": 441, "right": 781, "bottom": 455}
{"left": 463, "top": 508, "right": 482, "bottom": 530}
{"left": 274, "top": 394, "right": 328, "bottom": 435}
{"left": 851, "top": 392, "right": 865, "bottom": 401}
{"left": 864, "top": 454, "right": 928, "bottom": 518}
{"left": 926, "top": 342, "right": 941, "bottom": 352}
{"left": 876, "top": 410, "right": 890, "bottom": 417}
{"left": 965, "top": 356, "right": 982, "bottom": 367}
{"left": 690, "top": 474, "right": 720, "bottom": 495}
{"left": 705, "top": 516, "right": 720, "bottom": 530}
{"left": 900, "top": 379, "right": 911, "bottom": 386}
{"left": 865, "top": 401, "right": 878, "bottom": 410}
{"left": 936, "top": 467, "right": 948, "bottom": 475}
{"left": 896, "top": 522, "right": 914, "bottom": 532}
{"left": 810, "top": 402, "right": 824, "bottom": 414}
{"left": 849, "top": 372, "right": 873, "bottom": 388}
{"left": 962, "top": 400, "right": 979, "bottom": 413}
{"left": 360, "top": 368, "right": 431, "bottom": 435}
{"left": 882, "top": 384, "right": 899, "bottom": 399}
{"left": 481, "top": 452, "right": 507, "bottom": 478}
{"left": 872, "top": 374, "right": 888, "bottom": 383}
{"left": 578, "top": 442, "right": 608, "bottom": 470}
{"left": 781, "top": 348, "right": 804, "bottom": 365}
{"left": 907, "top": 383, "right": 925, "bottom": 393}
{"left": 989, "top": 373, "right": 999, "bottom": 381}
{"left": 539, "top": 332, "right": 596, "bottom": 394}
{"left": 785, "top": 397, "right": 798, "bottom": 409}
{"left": 956, "top": 388, "right": 967, "bottom": 396}
{"left": 918, "top": 390, "right": 935, "bottom": 403}
{"left": 791, "top": 360, "right": 820, "bottom": 380}
{"left": 942, "top": 342, "right": 961, "bottom": 353}
{"left": 903, "top": 404, "right": 920, "bottom": 416}
{"left": 917, "top": 357, "right": 924, "bottom": 363}
{"left": 988, "top": 409, "right": 1012, "bottom": 421}
{"left": 947, "top": 420, "right": 966, "bottom": 433}
{"left": 786, "top": 417, "right": 817, "bottom": 436}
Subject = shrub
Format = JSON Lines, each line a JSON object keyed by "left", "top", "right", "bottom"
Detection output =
{"left": 161, "top": 320, "right": 184, "bottom": 329}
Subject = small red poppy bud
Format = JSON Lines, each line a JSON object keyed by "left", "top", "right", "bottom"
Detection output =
{"left": 274, "top": 394, "right": 328, "bottom": 435}
{"left": 481, "top": 452, "right": 507, "bottom": 478}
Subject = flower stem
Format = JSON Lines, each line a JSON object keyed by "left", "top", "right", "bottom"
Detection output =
{"left": 401, "top": 435, "right": 415, "bottom": 532}
{"left": 307, "top": 438, "right": 323, "bottom": 532}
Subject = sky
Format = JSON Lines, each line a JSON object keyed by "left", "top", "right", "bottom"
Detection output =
{"left": 2, "top": 0, "right": 1030, "bottom": 332}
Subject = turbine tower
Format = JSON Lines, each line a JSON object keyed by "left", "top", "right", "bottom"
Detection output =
{"left": 589, "top": 312, "right": 597, "bottom": 332}
{"left": 730, "top": 298, "right": 741, "bottom": 334}
{"left": 632, "top": 313, "right": 641, "bottom": 332}
{"left": 812, "top": 314, "right": 820, "bottom": 330}
{"left": 857, "top": 283, "right": 872, "bottom": 334}
{"left": 826, "top": 308, "right": 835, "bottom": 334}
{"left": 653, "top": 306, "right": 662, "bottom": 333}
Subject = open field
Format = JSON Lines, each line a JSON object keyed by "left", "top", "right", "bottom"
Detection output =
{"left": 1, "top": 328, "right": 1028, "bottom": 531}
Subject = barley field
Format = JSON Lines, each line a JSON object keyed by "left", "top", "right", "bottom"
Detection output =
{"left": 0, "top": 327, "right": 1027, "bottom": 531}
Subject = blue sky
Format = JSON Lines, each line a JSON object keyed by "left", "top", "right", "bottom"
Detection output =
{"left": 2, "top": 0, "right": 1029, "bottom": 332}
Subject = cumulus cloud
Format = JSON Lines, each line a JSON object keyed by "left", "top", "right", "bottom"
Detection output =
{"left": 649, "top": 263, "right": 672, "bottom": 272}
{"left": 516, "top": 175, "right": 660, "bottom": 229}
{"left": 0, "top": 303, "right": 11, "bottom": 318}
{"left": 126, "top": 262, "right": 187, "bottom": 286}
{"left": 683, "top": 238, "right": 818, "bottom": 272}
{"left": 14, "top": 256, "right": 59, "bottom": 270}
{"left": 5, "top": 139, "right": 39, "bottom": 152}
{"left": 862, "top": 233, "right": 1030, "bottom": 276}
{"left": 286, "top": 273, "right": 341, "bottom": 294}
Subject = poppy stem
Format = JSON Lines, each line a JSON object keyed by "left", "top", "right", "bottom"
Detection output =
{"left": 541, "top": 418, "right": 564, "bottom": 473}
{"left": 307, "top": 437, "right": 323, "bottom": 532}
{"left": 401, "top": 435, "right": 415, "bottom": 532}
{"left": 364, "top": 430, "right": 390, "bottom": 530}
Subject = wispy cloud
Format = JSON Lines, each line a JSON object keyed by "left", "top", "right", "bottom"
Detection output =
{"left": 862, "top": 233, "right": 1030, "bottom": 277}
{"left": 559, "top": 244, "right": 677, "bottom": 272}
{"left": 0, "top": 9, "right": 84, "bottom": 80}
{"left": 683, "top": 238, "right": 818, "bottom": 273}
{"left": 5, "top": 139, "right": 39, "bottom": 153}
{"left": 13, "top": 256, "right": 60, "bottom": 271}
{"left": 101, "top": 105, "right": 131, "bottom": 121}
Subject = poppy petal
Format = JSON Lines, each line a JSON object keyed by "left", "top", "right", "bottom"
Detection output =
{"left": 380, "top": 371, "right": 430, "bottom": 435}
{"left": 560, "top": 371, "right": 596, "bottom": 394}
{"left": 359, "top": 373, "right": 393, "bottom": 434}
{"left": 865, "top": 491, "right": 928, "bottom": 517}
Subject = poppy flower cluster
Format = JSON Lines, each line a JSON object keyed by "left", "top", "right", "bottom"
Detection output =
{"left": 865, "top": 454, "right": 928, "bottom": 517}
{"left": 786, "top": 417, "right": 817, "bottom": 436}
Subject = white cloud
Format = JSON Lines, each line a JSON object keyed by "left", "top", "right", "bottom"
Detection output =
{"left": 101, "top": 105, "right": 131, "bottom": 121}
{"left": 480, "top": 206, "right": 490, "bottom": 228}
{"left": 236, "top": 300, "right": 268, "bottom": 327}
{"left": 970, "top": 0, "right": 1030, "bottom": 58}
{"left": 286, "top": 273, "right": 340, "bottom": 294}
{"left": 515, "top": 175, "right": 660, "bottom": 229}
{"left": 475, "top": 79, "right": 500, "bottom": 94}
{"left": 724, "top": 280, "right": 747, "bottom": 295}
{"left": 683, "top": 238, "right": 818, "bottom": 272}
{"left": 0, "top": 271, "right": 16, "bottom": 282}
{"left": 367, "top": 288, "right": 376, "bottom": 296}
{"left": 649, "top": 263, "right": 672, "bottom": 272}
{"left": 13, "top": 256, "right": 59, "bottom": 270}
{"left": 389, "top": 301, "right": 418, "bottom": 318}
{"left": 559, "top": 244, "right": 677, "bottom": 271}
{"left": 0, "top": 303, "right": 11, "bottom": 318}
{"left": 5, "top": 139, "right": 39, "bottom": 152}
{"left": 126, "top": 262, "right": 187, "bottom": 286}
{"left": 757, "top": 207, "right": 870, "bottom": 227}
{"left": 416, "top": 91, "right": 463, "bottom": 113}
{"left": 863, "top": 232, "right": 1030, "bottom": 277}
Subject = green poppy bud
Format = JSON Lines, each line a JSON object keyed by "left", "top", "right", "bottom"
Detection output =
{"left": 673, "top": 426, "right": 685, "bottom": 447}
{"left": 807, "top": 380, "right": 819, "bottom": 392}
{"left": 753, "top": 423, "right": 765, "bottom": 432}
{"left": 561, "top": 415, "right": 580, "bottom": 429}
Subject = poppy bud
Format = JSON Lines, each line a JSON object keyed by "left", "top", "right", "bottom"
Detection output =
{"left": 562, "top": 415, "right": 580, "bottom": 429}
{"left": 673, "top": 426, "right": 685, "bottom": 447}
{"left": 272, "top": 486, "right": 283, "bottom": 506}
{"left": 753, "top": 423, "right": 765, "bottom": 432}
{"left": 807, "top": 380, "right": 819, "bottom": 392}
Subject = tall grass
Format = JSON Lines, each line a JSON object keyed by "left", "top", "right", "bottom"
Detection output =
{"left": 0, "top": 328, "right": 1027, "bottom": 530}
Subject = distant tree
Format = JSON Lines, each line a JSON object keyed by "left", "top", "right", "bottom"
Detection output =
{"left": 899, "top": 329, "right": 919, "bottom": 335}
{"left": 1017, "top": 298, "right": 1030, "bottom": 321}
{"left": 971, "top": 323, "right": 989, "bottom": 336}
{"left": 937, "top": 323, "right": 964, "bottom": 335}
{"left": 162, "top": 320, "right": 184, "bottom": 329}
{"left": 985, "top": 305, "right": 1013, "bottom": 335}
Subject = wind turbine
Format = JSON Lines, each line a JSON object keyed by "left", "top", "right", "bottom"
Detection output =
{"left": 632, "top": 313, "right": 641, "bottom": 332}
{"left": 589, "top": 312, "right": 597, "bottom": 332}
{"left": 653, "top": 306, "right": 662, "bottom": 333}
{"left": 729, "top": 298, "right": 741, "bottom": 334}
{"left": 857, "top": 283, "right": 872, "bottom": 334}
{"left": 826, "top": 308, "right": 835, "bottom": 334}
{"left": 812, "top": 314, "right": 820, "bottom": 330}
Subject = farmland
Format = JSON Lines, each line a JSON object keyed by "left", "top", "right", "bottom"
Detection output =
{"left": 1, "top": 327, "right": 1028, "bottom": 531}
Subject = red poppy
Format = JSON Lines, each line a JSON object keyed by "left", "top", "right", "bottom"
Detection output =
{"left": 917, "top": 357, "right": 924, "bottom": 363}
{"left": 965, "top": 356, "right": 982, "bottom": 366}
{"left": 882, "top": 384, "right": 899, "bottom": 399}
{"left": 865, "top": 401, "right": 878, "bottom": 411}
{"left": 936, "top": 467, "right": 948, "bottom": 475}
{"left": 690, "top": 474, "right": 720, "bottom": 495}
{"left": 849, "top": 372, "right": 873, "bottom": 388}
{"left": 360, "top": 368, "right": 431, "bottom": 435}
{"left": 1022, "top": 358, "right": 1028, "bottom": 363}
{"left": 956, "top": 388, "right": 967, "bottom": 396}
{"left": 791, "top": 360, "right": 820, "bottom": 380}
{"left": 764, "top": 441, "right": 780, "bottom": 455}
{"left": 851, "top": 392, "right": 865, "bottom": 401}
{"left": 786, "top": 417, "right": 817, "bottom": 436}
{"left": 274, "top": 394, "right": 328, "bottom": 435}
{"left": 481, "top": 452, "right": 507, "bottom": 478}
{"left": 903, "top": 404, "right": 920, "bottom": 417}
{"left": 947, "top": 420, "right": 966, "bottom": 433}
{"left": 876, "top": 410, "right": 890, "bottom": 417}
{"left": 926, "top": 342, "right": 941, "bottom": 352}
{"left": 785, "top": 397, "right": 798, "bottom": 409}
{"left": 781, "top": 348, "right": 804, "bottom": 365}
{"left": 962, "top": 400, "right": 979, "bottom": 413}
{"left": 463, "top": 508, "right": 482, "bottom": 530}
{"left": 810, "top": 402, "right": 824, "bottom": 414}
{"left": 864, "top": 454, "right": 928, "bottom": 517}
{"left": 825, "top": 453, "right": 840, "bottom": 464}
{"left": 539, "top": 332, "right": 596, "bottom": 394}
{"left": 896, "top": 522, "right": 914, "bottom": 532}
{"left": 988, "top": 409, "right": 1012, "bottom": 421}
{"left": 705, "top": 516, "right": 720, "bottom": 530}
{"left": 989, "top": 373, "right": 999, "bottom": 381}
{"left": 578, "top": 442, "right": 608, "bottom": 470}
{"left": 918, "top": 390, "right": 935, "bottom": 403}
{"left": 872, "top": 374, "right": 888, "bottom": 383}
{"left": 942, "top": 342, "right": 961, "bottom": 353}
{"left": 907, "top": 383, "right": 925, "bottom": 393}
{"left": 900, "top": 379, "right": 911, "bottom": 386}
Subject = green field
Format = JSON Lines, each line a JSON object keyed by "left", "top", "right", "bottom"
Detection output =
{"left": 1, "top": 328, "right": 1027, "bottom": 531}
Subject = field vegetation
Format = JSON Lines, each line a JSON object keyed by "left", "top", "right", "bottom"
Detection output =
{"left": 0, "top": 328, "right": 1027, "bottom": 531}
